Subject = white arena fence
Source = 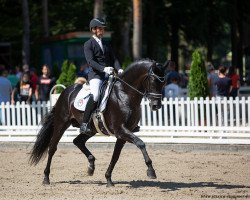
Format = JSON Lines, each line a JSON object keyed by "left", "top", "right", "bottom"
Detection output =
{"left": 0, "top": 97, "right": 250, "bottom": 144}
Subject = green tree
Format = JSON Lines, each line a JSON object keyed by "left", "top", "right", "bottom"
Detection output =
{"left": 188, "top": 50, "right": 209, "bottom": 99}
{"left": 56, "top": 60, "right": 76, "bottom": 92}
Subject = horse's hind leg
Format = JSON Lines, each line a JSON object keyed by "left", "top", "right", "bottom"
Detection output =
{"left": 73, "top": 134, "right": 95, "bottom": 176}
{"left": 43, "top": 122, "right": 70, "bottom": 185}
{"left": 105, "top": 139, "right": 126, "bottom": 187}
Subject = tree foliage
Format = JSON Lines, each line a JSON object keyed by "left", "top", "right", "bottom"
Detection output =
{"left": 56, "top": 60, "right": 76, "bottom": 92}
{"left": 0, "top": 0, "right": 250, "bottom": 71}
{"left": 188, "top": 50, "right": 209, "bottom": 99}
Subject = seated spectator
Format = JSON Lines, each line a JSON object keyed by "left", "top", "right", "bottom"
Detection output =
{"left": 35, "top": 64, "right": 56, "bottom": 102}
{"left": 11, "top": 72, "right": 32, "bottom": 104}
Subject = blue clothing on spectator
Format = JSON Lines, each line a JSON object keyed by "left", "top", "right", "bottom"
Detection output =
{"left": 215, "top": 77, "right": 232, "bottom": 97}
{"left": 208, "top": 72, "right": 219, "bottom": 97}
{"left": 0, "top": 76, "right": 12, "bottom": 103}
{"left": 163, "top": 83, "right": 182, "bottom": 98}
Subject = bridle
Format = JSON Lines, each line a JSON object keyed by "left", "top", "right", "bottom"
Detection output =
{"left": 114, "top": 66, "right": 165, "bottom": 100}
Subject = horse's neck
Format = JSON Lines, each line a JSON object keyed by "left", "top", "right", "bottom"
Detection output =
{"left": 118, "top": 77, "right": 145, "bottom": 105}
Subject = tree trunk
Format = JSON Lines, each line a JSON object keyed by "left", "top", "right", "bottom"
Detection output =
{"left": 132, "top": 0, "right": 142, "bottom": 60}
{"left": 22, "top": 0, "right": 30, "bottom": 66}
{"left": 231, "top": 0, "right": 243, "bottom": 77}
{"left": 170, "top": 17, "right": 179, "bottom": 69}
{"left": 121, "top": 12, "right": 132, "bottom": 60}
{"left": 206, "top": 0, "right": 213, "bottom": 62}
{"left": 94, "top": 0, "right": 103, "bottom": 18}
{"left": 146, "top": 0, "right": 156, "bottom": 59}
{"left": 42, "top": 0, "right": 49, "bottom": 37}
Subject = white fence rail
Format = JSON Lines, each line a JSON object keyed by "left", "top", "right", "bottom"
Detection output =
{"left": 1, "top": 97, "right": 250, "bottom": 144}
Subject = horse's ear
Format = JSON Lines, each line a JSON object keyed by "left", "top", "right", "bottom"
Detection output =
{"left": 163, "top": 60, "right": 170, "bottom": 69}
{"left": 163, "top": 60, "right": 176, "bottom": 70}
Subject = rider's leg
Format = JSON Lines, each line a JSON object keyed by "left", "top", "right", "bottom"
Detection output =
{"left": 80, "top": 78, "right": 102, "bottom": 134}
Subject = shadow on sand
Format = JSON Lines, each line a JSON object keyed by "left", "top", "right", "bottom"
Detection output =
{"left": 56, "top": 180, "right": 250, "bottom": 191}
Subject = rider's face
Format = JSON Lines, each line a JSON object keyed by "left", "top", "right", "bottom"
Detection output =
{"left": 93, "top": 27, "right": 105, "bottom": 38}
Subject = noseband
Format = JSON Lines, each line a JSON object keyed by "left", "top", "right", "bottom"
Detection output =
{"left": 115, "top": 66, "right": 165, "bottom": 100}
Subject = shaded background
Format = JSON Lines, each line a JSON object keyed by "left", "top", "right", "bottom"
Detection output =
{"left": 0, "top": 0, "right": 250, "bottom": 79}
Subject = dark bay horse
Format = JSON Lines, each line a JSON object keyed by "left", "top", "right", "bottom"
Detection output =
{"left": 30, "top": 59, "right": 167, "bottom": 187}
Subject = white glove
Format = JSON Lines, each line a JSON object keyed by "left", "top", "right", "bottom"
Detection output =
{"left": 103, "top": 67, "right": 114, "bottom": 75}
{"left": 118, "top": 69, "right": 124, "bottom": 75}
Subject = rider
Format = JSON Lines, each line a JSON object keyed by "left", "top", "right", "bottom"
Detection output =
{"left": 80, "top": 18, "right": 123, "bottom": 135}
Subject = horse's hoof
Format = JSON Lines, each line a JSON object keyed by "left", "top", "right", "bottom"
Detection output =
{"left": 106, "top": 181, "right": 115, "bottom": 187}
{"left": 42, "top": 177, "right": 50, "bottom": 185}
{"left": 87, "top": 166, "right": 95, "bottom": 176}
{"left": 147, "top": 169, "right": 157, "bottom": 179}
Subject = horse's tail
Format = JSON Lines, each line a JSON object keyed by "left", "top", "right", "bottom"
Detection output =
{"left": 29, "top": 107, "right": 55, "bottom": 165}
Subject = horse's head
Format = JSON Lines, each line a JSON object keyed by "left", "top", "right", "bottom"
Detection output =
{"left": 143, "top": 62, "right": 167, "bottom": 111}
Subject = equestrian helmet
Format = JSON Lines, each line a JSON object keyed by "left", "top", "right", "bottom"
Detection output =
{"left": 89, "top": 18, "right": 106, "bottom": 31}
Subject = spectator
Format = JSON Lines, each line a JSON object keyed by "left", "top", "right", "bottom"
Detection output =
{"left": 22, "top": 64, "right": 29, "bottom": 73}
{"left": 207, "top": 63, "right": 218, "bottom": 98}
{"left": 15, "top": 65, "right": 22, "bottom": 80}
{"left": 215, "top": 66, "right": 232, "bottom": 125}
{"left": 163, "top": 77, "right": 182, "bottom": 99}
{"left": 163, "top": 60, "right": 180, "bottom": 85}
{"left": 11, "top": 72, "right": 32, "bottom": 104}
{"left": 227, "top": 66, "right": 240, "bottom": 99}
{"left": 215, "top": 66, "right": 232, "bottom": 98}
{"left": 30, "top": 68, "right": 38, "bottom": 94}
{"left": 7, "top": 69, "right": 19, "bottom": 88}
{"left": 35, "top": 64, "right": 56, "bottom": 102}
{"left": 0, "top": 68, "right": 12, "bottom": 103}
{"left": 77, "top": 63, "right": 89, "bottom": 80}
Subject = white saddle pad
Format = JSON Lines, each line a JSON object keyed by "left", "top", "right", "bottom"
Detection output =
{"left": 74, "top": 84, "right": 91, "bottom": 111}
{"left": 74, "top": 82, "right": 112, "bottom": 112}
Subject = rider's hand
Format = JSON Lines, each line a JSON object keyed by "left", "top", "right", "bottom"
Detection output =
{"left": 118, "top": 69, "right": 124, "bottom": 75}
{"left": 103, "top": 67, "right": 114, "bottom": 75}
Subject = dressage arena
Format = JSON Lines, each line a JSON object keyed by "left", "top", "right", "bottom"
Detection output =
{"left": 0, "top": 143, "right": 249, "bottom": 200}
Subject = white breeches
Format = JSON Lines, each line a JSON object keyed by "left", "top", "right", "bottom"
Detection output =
{"left": 89, "top": 78, "right": 103, "bottom": 102}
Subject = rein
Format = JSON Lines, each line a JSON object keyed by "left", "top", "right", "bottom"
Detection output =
{"left": 114, "top": 66, "right": 165, "bottom": 99}
{"left": 115, "top": 75, "right": 145, "bottom": 96}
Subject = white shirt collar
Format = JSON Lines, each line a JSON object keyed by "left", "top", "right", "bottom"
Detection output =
{"left": 92, "top": 35, "right": 102, "bottom": 43}
{"left": 92, "top": 35, "right": 104, "bottom": 52}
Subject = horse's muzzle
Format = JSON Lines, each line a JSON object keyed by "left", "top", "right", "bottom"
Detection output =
{"left": 149, "top": 100, "right": 162, "bottom": 111}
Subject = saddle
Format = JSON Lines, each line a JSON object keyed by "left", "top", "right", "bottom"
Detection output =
{"left": 74, "top": 76, "right": 115, "bottom": 136}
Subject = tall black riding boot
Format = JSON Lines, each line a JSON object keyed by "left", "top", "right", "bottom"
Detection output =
{"left": 80, "top": 95, "right": 97, "bottom": 134}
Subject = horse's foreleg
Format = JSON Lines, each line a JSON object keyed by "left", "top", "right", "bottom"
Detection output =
{"left": 133, "top": 136, "right": 157, "bottom": 179}
{"left": 73, "top": 134, "right": 95, "bottom": 176}
{"left": 105, "top": 139, "right": 126, "bottom": 187}
{"left": 121, "top": 129, "right": 156, "bottom": 179}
